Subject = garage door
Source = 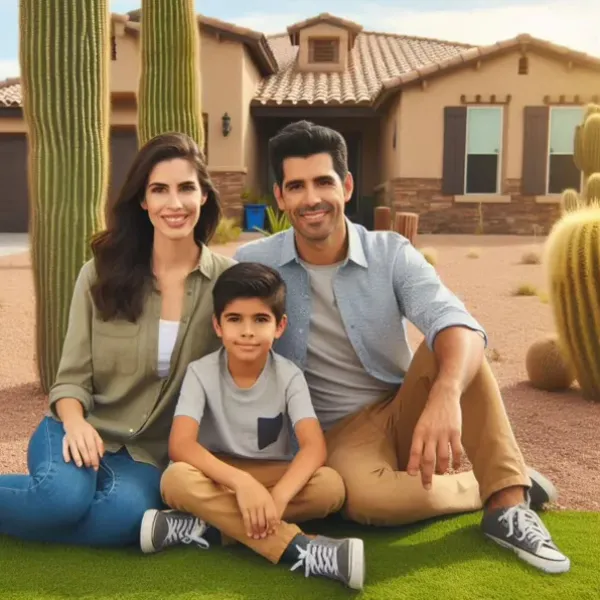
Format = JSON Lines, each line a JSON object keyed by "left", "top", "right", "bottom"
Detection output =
{"left": 0, "top": 129, "right": 139, "bottom": 233}
{"left": 0, "top": 133, "right": 28, "bottom": 233}
{"left": 108, "top": 128, "right": 138, "bottom": 209}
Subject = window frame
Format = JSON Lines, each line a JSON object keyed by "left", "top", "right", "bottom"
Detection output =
{"left": 463, "top": 105, "right": 505, "bottom": 195}
{"left": 545, "top": 105, "right": 584, "bottom": 195}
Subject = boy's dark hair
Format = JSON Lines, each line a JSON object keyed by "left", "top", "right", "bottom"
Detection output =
{"left": 268, "top": 120, "right": 348, "bottom": 188}
{"left": 212, "top": 262, "right": 286, "bottom": 323}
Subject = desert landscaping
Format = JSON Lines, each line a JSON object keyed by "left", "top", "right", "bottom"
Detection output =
{"left": 1, "top": 232, "right": 599, "bottom": 512}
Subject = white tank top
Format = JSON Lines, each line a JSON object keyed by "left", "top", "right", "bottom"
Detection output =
{"left": 157, "top": 319, "right": 180, "bottom": 377}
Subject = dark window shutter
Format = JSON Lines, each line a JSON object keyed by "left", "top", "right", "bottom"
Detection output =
{"left": 442, "top": 107, "right": 467, "bottom": 195}
{"left": 522, "top": 106, "right": 549, "bottom": 195}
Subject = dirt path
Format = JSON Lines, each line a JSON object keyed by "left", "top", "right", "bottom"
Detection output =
{"left": 1, "top": 234, "right": 599, "bottom": 511}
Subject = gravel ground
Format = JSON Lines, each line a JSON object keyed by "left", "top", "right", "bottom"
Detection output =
{"left": 0, "top": 234, "right": 598, "bottom": 511}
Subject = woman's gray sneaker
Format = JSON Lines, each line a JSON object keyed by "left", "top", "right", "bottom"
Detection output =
{"left": 481, "top": 502, "right": 570, "bottom": 573}
{"left": 289, "top": 535, "right": 365, "bottom": 590}
{"left": 140, "top": 509, "right": 210, "bottom": 554}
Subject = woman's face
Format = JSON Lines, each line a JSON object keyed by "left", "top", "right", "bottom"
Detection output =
{"left": 141, "top": 158, "right": 206, "bottom": 242}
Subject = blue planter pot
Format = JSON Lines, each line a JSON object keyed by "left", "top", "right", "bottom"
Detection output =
{"left": 244, "top": 204, "right": 267, "bottom": 232}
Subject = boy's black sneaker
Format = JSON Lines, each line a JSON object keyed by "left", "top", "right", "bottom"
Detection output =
{"left": 140, "top": 509, "right": 211, "bottom": 554}
{"left": 481, "top": 500, "right": 570, "bottom": 574}
{"left": 289, "top": 535, "right": 365, "bottom": 590}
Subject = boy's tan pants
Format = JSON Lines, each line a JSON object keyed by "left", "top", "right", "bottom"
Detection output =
{"left": 323, "top": 340, "right": 531, "bottom": 526}
{"left": 161, "top": 458, "right": 345, "bottom": 563}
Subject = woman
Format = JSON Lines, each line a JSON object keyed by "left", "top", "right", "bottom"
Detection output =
{"left": 0, "top": 132, "right": 235, "bottom": 547}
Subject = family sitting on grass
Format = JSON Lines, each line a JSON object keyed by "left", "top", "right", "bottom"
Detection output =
{"left": 0, "top": 121, "right": 569, "bottom": 590}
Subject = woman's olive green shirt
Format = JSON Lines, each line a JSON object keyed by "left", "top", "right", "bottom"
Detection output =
{"left": 48, "top": 245, "right": 235, "bottom": 469}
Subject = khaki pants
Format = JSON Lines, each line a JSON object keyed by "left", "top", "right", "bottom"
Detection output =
{"left": 324, "top": 340, "right": 531, "bottom": 526}
{"left": 160, "top": 456, "right": 345, "bottom": 563}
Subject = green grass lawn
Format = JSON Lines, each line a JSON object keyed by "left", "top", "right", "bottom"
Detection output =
{"left": 1, "top": 511, "right": 599, "bottom": 600}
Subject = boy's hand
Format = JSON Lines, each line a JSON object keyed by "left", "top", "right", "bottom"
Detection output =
{"left": 234, "top": 475, "right": 280, "bottom": 539}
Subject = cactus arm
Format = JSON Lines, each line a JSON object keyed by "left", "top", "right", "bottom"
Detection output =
{"left": 19, "top": 0, "right": 110, "bottom": 393}
{"left": 137, "top": 0, "right": 204, "bottom": 149}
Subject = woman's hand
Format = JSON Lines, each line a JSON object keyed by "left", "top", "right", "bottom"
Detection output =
{"left": 62, "top": 416, "right": 105, "bottom": 471}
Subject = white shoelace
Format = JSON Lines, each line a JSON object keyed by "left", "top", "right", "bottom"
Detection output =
{"left": 290, "top": 542, "right": 339, "bottom": 578}
{"left": 499, "top": 506, "right": 553, "bottom": 550}
{"left": 166, "top": 515, "right": 210, "bottom": 550}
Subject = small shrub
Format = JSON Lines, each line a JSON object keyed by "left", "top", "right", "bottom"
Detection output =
{"left": 513, "top": 283, "right": 538, "bottom": 296}
{"left": 520, "top": 249, "right": 541, "bottom": 265}
{"left": 466, "top": 247, "right": 480, "bottom": 259}
{"left": 419, "top": 247, "right": 438, "bottom": 266}
{"left": 537, "top": 290, "right": 549, "bottom": 304}
{"left": 212, "top": 217, "right": 242, "bottom": 244}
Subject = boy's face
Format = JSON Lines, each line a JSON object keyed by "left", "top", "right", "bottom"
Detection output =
{"left": 212, "top": 297, "right": 287, "bottom": 363}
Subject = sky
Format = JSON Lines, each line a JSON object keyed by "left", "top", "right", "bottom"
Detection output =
{"left": 0, "top": 0, "right": 598, "bottom": 80}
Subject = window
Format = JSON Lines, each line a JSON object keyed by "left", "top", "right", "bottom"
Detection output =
{"left": 111, "top": 36, "right": 117, "bottom": 60}
{"left": 308, "top": 38, "right": 339, "bottom": 63}
{"left": 518, "top": 56, "right": 529, "bottom": 75}
{"left": 547, "top": 106, "right": 583, "bottom": 194}
{"left": 464, "top": 106, "right": 503, "bottom": 194}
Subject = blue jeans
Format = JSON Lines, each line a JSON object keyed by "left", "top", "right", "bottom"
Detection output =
{"left": 0, "top": 416, "right": 164, "bottom": 547}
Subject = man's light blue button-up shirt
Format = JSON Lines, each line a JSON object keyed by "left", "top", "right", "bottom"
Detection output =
{"left": 233, "top": 220, "right": 487, "bottom": 385}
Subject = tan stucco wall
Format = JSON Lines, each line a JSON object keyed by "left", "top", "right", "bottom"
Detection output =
{"left": 297, "top": 24, "right": 349, "bottom": 72}
{"left": 110, "top": 33, "right": 140, "bottom": 93}
{"left": 240, "top": 48, "right": 262, "bottom": 191}
{"left": 396, "top": 50, "right": 600, "bottom": 180}
{"left": 94, "top": 30, "right": 250, "bottom": 169}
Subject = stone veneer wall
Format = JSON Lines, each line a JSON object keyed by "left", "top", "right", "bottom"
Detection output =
{"left": 391, "top": 178, "right": 562, "bottom": 235}
{"left": 209, "top": 170, "right": 246, "bottom": 224}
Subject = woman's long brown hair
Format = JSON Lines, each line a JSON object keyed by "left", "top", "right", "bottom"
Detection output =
{"left": 90, "top": 132, "right": 221, "bottom": 322}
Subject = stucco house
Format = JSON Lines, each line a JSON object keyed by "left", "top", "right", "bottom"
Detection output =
{"left": 0, "top": 10, "right": 599, "bottom": 234}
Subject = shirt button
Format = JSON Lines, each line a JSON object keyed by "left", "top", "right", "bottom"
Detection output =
{"left": 298, "top": 329, "right": 303, "bottom": 333}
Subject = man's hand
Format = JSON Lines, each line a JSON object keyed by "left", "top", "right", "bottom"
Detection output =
{"left": 406, "top": 380, "right": 464, "bottom": 489}
{"left": 234, "top": 474, "right": 280, "bottom": 539}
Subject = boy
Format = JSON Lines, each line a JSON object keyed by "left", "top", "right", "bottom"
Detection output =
{"left": 140, "top": 262, "right": 365, "bottom": 590}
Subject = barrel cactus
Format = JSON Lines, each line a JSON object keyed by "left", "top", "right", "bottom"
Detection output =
{"left": 525, "top": 335, "right": 575, "bottom": 392}
{"left": 137, "top": 0, "right": 204, "bottom": 149}
{"left": 574, "top": 112, "right": 600, "bottom": 179}
{"left": 584, "top": 173, "right": 600, "bottom": 203}
{"left": 560, "top": 188, "right": 580, "bottom": 213}
{"left": 19, "top": 0, "right": 110, "bottom": 392}
{"left": 544, "top": 205, "right": 600, "bottom": 401}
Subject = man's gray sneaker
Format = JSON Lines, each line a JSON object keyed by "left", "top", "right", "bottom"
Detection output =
{"left": 527, "top": 467, "right": 558, "bottom": 509}
{"left": 481, "top": 502, "right": 570, "bottom": 573}
{"left": 289, "top": 535, "right": 365, "bottom": 590}
{"left": 140, "top": 509, "right": 210, "bottom": 554}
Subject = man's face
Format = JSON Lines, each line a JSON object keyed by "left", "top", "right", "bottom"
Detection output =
{"left": 274, "top": 152, "right": 353, "bottom": 243}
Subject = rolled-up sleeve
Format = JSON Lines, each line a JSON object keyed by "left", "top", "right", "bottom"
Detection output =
{"left": 48, "top": 262, "right": 95, "bottom": 418}
{"left": 392, "top": 242, "right": 487, "bottom": 350}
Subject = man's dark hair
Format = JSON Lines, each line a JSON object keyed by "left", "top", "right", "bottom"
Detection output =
{"left": 212, "top": 262, "right": 287, "bottom": 323}
{"left": 268, "top": 120, "right": 348, "bottom": 187}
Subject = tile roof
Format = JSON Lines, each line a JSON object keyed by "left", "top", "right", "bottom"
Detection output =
{"left": 254, "top": 32, "right": 472, "bottom": 106}
{"left": 0, "top": 78, "right": 22, "bottom": 108}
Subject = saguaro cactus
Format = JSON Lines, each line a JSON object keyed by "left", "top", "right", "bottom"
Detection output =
{"left": 19, "top": 0, "right": 110, "bottom": 393}
{"left": 137, "top": 0, "right": 204, "bottom": 149}
{"left": 545, "top": 205, "right": 600, "bottom": 401}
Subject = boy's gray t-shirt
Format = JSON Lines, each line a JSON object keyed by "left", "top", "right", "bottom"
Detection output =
{"left": 174, "top": 348, "right": 317, "bottom": 460}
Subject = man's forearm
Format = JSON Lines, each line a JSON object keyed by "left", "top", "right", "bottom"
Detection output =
{"left": 431, "top": 326, "right": 485, "bottom": 393}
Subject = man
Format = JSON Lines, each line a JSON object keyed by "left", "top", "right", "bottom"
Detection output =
{"left": 233, "top": 120, "right": 569, "bottom": 574}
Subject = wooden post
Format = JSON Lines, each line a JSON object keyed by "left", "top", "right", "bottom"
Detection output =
{"left": 374, "top": 206, "right": 391, "bottom": 230}
{"left": 394, "top": 212, "right": 419, "bottom": 244}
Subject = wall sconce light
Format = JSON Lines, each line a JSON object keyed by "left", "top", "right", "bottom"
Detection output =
{"left": 221, "top": 112, "right": 231, "bottom": 137}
